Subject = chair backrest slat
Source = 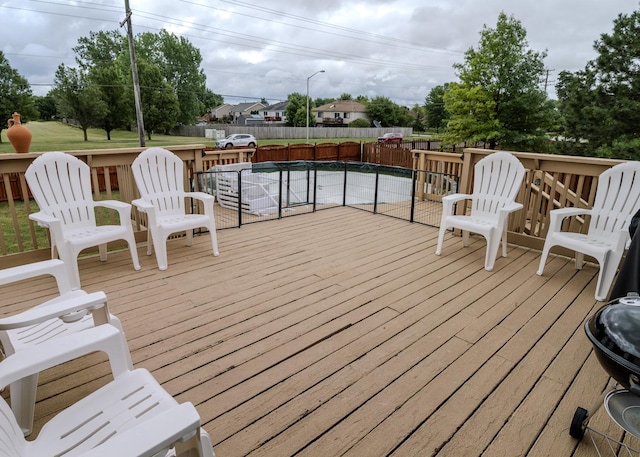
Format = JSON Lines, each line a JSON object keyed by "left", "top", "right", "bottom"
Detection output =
{"left": 132, "top": 148, "right": 186, "bottom": 216}
{"left": 589, "top": 162, "right": 640, "bottom": 239}
{"left": 25, "top": 152, "right": 96, "bottom": 229}
{"left": 471, "top": 151, "right": 526, "bottom": 220}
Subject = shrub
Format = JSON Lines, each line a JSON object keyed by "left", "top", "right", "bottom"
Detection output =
{"left": 349, "top": 118, "right": 371, "bottom": 128}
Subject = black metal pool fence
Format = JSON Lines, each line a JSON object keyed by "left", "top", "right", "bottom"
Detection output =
{"left": 193, "top": 161, "right": 458, "bottom": 229}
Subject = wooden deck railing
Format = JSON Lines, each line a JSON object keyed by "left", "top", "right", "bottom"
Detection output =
{"left": 0, "top": 145, "right": 253, "bottom": 267}
{"left": 0, "top": 145, "right": 629, "bottom": 266}
{"left": 412, "top": 148, "right": 626, "bottom": 251}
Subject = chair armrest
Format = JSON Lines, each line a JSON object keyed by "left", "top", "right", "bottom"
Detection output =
{"left": 97, "top": 200, "right": 131, "bottom": 211}
{"left": 96, "top": 200, "right": 133, "bottom": 220}
{"left": 497, "top": 202, "right": 524, "bottom": 226}
{"left": 0, "top": 324, "right": 130, "bottom": 389}
{"left": 0, "top": 259, "right": 70, "bottom": 290}
{"left": 441, "top": 193, "right": 472, "bottom": 216}
{"left": 28, "top": 211, "right": 61, "bottom": 228}
{"left": 132, "top": 198, "right": 155, "bottom": 213}
{"left": 442, "top": 193, "right": 472, "bottom": 204}
{"left": 28, "top": 212, "right": 66, "bottom": 250}
{"left": 0, "top": 291, "right": 107, "bottom": 330}
{"left": 185, "top": 191, "right": 214, "bottom": 203}
{"left": 499, "top": 202, "right": 524, "bottom": 214}
{"left": 548, "top": 207, "right": 593, "bottom": 233}
{"left": 185, "top": 192, "right": 215, "bottom": 216}
{"left": 550, "top": 207, "right": 592, "bottom": 218}
{"left": 79, "top": 403, "right": 202, "bottom": 457}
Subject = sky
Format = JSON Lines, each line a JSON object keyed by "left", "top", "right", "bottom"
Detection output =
{"left": 1, "top": 0, "right": 639, "bottom": 108}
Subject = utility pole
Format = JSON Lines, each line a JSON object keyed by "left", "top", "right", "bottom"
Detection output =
{"left": 544, "top": 68, "right": 555, "bottom": 94}
{"left": 121, "top": 0, "right": 145, "bottom": 147}
{"left": 306, "top": 70, "right": 325, "bottom": 144}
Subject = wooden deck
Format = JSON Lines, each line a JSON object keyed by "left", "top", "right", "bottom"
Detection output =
{"left": 2, "top": 206, "right": 636, "bottom": 456}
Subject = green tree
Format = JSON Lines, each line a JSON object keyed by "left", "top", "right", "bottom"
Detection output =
{"left": 135, "top": 61, "right": 179, "bottom": 140}
{"left": 34, "top": 94, "right": 57, "bottom": 120}
{"left": 366, "top": 96, "right": 411, "bottom": 127}
{"left": 313, "top": 97, "right": 333, "bottom": 107}
{"left": 285, "top": 92, "right": 307, "bottom": 127}
{"left": 443, "top": 84, "right": 500, "bottom": 145}
{"left": 73, "top": 30, "right": 126, "bottom": 70}
{"left": 73, "top": 30, "right": 131, "bottom": 139}
{"left": 424, "top": 84, "right": 450, "bottom": 132}
{"left": 556, "top": 9, "right": 640, "bottom": 159}
{"left": 349, "top": 118, "right": 371, "bottom": 128}
{"left": 51, "top": 64, "right": 108, "bottom": 141}
{"left": 0, "top": 51, "right": 37, "bottom": 143}
{"left": 410, "top": 104, "right": 426, "bottom": 132}
{"left": 443, "top": 12, "right": 552, "bottom": 150}
{"left": 339, "top": 93, "right": 353, "bottom": 100}
{"left": 201, "top": 89, "right": 224, "bottom": 114}
{"left": 88, "top": 64, "right": 130, "bottom": 140}
{"left": 137, "top": 30, "right": 207, "bottom": 125}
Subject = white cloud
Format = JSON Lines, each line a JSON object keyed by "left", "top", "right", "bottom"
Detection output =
{"left": 1, "top": 0, "right": 638, "bottom": 106}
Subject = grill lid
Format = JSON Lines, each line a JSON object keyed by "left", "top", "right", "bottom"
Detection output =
{"left": 595, "top": 294, "right": 640, "bottom": 360}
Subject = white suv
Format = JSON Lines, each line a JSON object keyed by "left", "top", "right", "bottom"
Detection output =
{"left": 216, "top": 134, "right": 257, "bottom": 149}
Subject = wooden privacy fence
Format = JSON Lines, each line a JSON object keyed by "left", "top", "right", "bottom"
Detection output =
{"left": 202, "top": 139, "right": 481, "bottom": 169}
{"left": 241, "top": 142, "right": 361, "bottom": 163}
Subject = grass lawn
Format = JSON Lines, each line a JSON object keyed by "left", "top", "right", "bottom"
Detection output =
{"left": 0, "top": 121, "right": 216, "bottom": 153}
{"left": 0, "top": 121, "right": 394, "bottom": 154}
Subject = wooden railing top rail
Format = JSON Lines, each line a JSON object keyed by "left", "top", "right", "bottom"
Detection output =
{"left": 463, "top": 148, "right": 625, "bottom": 175}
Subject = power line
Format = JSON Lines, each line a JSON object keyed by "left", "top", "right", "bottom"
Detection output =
{"left": 183, "top": 0, "right": 464, "bottom": 57}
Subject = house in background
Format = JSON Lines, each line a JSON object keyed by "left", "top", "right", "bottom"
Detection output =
{"left": 229, "top": 102, "right": 267, "bottom": 123}
{"left": 262, "top": 101, "right": 289, "bottom": 124}
{"left": 311, "top": 100, "right": 370, "bottom": 127}
{"left": 210, "top": 102, "right": 267, "bottom": 124}
{"left": 236, "top": 114, "right": 266, "bottom": 125}
{"left": 211, "top": 103, "right": 232, "bottom": 122}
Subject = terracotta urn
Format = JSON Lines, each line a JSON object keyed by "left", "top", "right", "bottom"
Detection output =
{"left": 6, "top": 112, "right": 32, "bottom": 153}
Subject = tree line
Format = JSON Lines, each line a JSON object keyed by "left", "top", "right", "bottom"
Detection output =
{"left": 2, "top": 8, "right": 640, "bottom": 158}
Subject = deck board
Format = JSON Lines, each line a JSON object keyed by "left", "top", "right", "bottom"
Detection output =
{"left": 1, "top": 205, "right": 621, "bottom": 456}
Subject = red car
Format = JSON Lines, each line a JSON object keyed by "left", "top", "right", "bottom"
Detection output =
{"left": 377, "top": 132, "right": 403, "bottom": 143}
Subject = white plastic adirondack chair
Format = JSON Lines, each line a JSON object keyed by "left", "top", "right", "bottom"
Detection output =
{"left": 0, "top": 327, "right": 215, "bottom": 457}
{"left": 537, "top": 161, "right": 640, "bottom": 301}
{"left": 0, "top": 259, "right": 133, "bottom": 435}
{"left": 132, "top": 148, "right": 219, "bottom": 270}
{"left": 25, "top": 152, "right": 140, "bottom": 288}
{"left": 435, "top": 151, "right": 526, "bottom": 271}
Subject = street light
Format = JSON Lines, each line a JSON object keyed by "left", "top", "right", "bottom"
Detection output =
{"left": 306, "top": 70, "right": 325, "bottom": 144}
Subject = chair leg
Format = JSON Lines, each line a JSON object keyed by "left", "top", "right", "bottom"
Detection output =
{"left": 152, "top": 234, "right": 169, "bottom": 270}
{"left": 10, "top": 374, "right": 39, "bottom": 436}
{"left": 537, "top": 242, "right": 553, "bottom": 276}
{"left": 146, "top": 229, "right": 153, "bottom": 256}
{"left": 98, "top": 243, "right": 108, "bottom": 262}
{"left": 484, "top": 229, "right": 501, "bottom": 271}
{"left": 175, "top": 429, "right": 216, "bottom": 457}
{"left": 186, "top": 229, "right": 194, "bottom": 247}
{"left": 435, "top": 225, "right": 448, "bottom": 256}
{"left": 501, "top": 225, "right": 508, "bottom": 258}
{"left": 125, "top": 232, "right": 141, "bottom": 271}
{"left": 61, "top": 253, "right": 82, "bottom": 289}
{"left": 576, "top": 252, "right": 585, "bottom": 270}
{"left": 209, "top": 227, "right": 220, "bottom": 257}
{"left": 595, "top": 252, "right": 616, "bottom": 301}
